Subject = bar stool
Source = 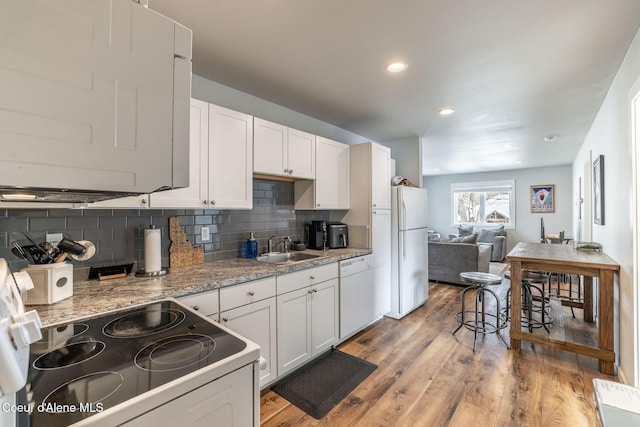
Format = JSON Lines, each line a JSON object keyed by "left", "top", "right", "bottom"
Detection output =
{"left": 453, "top": 271, "right": 509, "bottom": 352}
{"left": 504, "top": 270, "right": 552, "bottom": 332}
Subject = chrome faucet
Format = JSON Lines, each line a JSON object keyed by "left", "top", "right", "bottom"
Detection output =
{"left": 283, "top": 236, "right": 291, "bottom": 253}
{"left": 267, "top": 235, "right": 276, "bottom": 253}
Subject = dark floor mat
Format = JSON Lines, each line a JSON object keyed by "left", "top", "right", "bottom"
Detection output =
{"left": 271, "top": 349, "right": 377, "bottom": 419}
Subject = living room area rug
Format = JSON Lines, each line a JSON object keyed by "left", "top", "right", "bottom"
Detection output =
{"left": 490, "top": 262, "right": 508, "bottom": 276}
{"left": 271, "top": 349, "right": 377, "bottom": 419}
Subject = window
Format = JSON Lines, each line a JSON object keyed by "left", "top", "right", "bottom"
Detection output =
{"left": 451, "top": 180, "right": 515, "bottom": 228}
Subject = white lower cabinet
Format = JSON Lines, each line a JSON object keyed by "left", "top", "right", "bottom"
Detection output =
{"left": 276, "top": 263, "right": 339, "bottom": 376}
{"left": 220, "top": 298, "right": 277, "bottom": 388}
{"left": 121, "top": 364, "right": 254, "bottom": 427}
{"left": 219, "top": 277, "right": 277, "bottom": 389}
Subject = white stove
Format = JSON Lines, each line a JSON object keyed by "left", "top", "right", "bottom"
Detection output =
{"left": 0, "top": 259, "right": 260, "bottom": 426}
{"left": 0, "top": 258, "right": 43, "bottom": 427}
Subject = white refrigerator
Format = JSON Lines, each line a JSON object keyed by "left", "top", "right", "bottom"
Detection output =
{"left": 388, "top": 186, "right": 429, "bottom": 319}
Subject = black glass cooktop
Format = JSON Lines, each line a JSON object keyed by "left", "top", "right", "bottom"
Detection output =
{"left": 20, "top": 300, "right": 246, "bottom": 427}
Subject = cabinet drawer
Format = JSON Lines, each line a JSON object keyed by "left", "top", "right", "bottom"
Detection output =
{"left": 179, "top": 289, "right": 219, "bottom": 316}
{"left": 220, "top": 277, "right": 276, "bottom": 312}
{"left": 277, "top": 263, "right": 338, "bottom": 295}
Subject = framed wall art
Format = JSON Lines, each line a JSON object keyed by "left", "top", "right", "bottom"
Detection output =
{"left": 530, "top": 185, "right": 555, "bottom": 213}
{"left": 593, "top": 155, "right": 604, "bottom": 224}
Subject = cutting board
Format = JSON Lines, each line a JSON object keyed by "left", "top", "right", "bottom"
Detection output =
{"left": 168, "top": 217, "right": 204, "bottom": 267}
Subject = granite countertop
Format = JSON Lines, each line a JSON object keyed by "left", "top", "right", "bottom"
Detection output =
{"left": 32, "top": 248, "right": 371, "bottom": 326}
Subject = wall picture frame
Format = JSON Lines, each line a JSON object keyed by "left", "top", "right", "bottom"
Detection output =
{"left": 593, "top": 154, "right": 605, "bottom": 224}
{"left": 530, "top": 185, "right": 555, "bottom": 213}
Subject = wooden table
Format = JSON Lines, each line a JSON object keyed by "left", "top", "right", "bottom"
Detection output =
{"left": 506, "top": 242, "right": 620, "bottom": 375}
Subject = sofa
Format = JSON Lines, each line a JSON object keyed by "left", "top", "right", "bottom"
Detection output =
{"left": 451, "top": 225, "right": 507, "bottom": 262}
{"left": 428, "top": 240, "right": 492, "bottom": 286}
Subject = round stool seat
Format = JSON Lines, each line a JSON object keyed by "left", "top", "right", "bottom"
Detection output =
{"left": 459, "top": 272, "right": 503, "bottom": 286}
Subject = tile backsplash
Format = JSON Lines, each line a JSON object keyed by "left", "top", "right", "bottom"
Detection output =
{"left": 0, "top": 179, "right": 341, "bottom": 276}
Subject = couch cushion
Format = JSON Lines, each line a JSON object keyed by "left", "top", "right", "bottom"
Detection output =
{"left": 450, "top": 233, "right": 478, "bottom": 244}
{"left": 477, "top": 229, "right": 499, "bottom": 243}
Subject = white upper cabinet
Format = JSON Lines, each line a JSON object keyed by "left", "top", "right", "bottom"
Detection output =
{"left": 294, "top": 137, "right": 350, "bottom": 210}
{"left": 287, "top": 128, "right": 316, "bottom": 179}
{"left": 371, "top": 143, "right": 392, "bottom": 209}
{"left": 253, "top": 118, "right": 315, "bottom": 179}
{"left": 150, "top": 99, "right": 253, "bottom": 209}
{"left": 207, "top": 104, "right": 254, "bottom": 209}
{"left": 0, "top": 0, "right": 191, "bottom": 195}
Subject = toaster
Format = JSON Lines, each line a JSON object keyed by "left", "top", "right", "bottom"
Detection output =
{"left": 327, "top": 223, "right": 349, "bottom": 248}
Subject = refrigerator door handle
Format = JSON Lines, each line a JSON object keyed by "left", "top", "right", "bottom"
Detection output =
{"left": 403, "top": 233, "right": 407, "bottom": 257}
{"left": 402, "top": 200, "right": 407, "bottom": 230}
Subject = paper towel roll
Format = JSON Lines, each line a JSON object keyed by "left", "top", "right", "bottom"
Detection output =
{"left": 144, "top": 226, "right": 162, "bottom": 272}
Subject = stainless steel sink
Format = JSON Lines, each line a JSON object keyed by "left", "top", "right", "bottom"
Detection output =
{"left": 256, "top": 252, "right": 321, "bottom": 264}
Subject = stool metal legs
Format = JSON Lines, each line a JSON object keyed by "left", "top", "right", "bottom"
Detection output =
{"left": 453, "top": 284, "right": 509, "bottom": 352}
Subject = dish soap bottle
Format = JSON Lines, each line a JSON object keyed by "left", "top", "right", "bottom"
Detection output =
{"left": 244, "top": 232, "right": 258, "bottom": 259}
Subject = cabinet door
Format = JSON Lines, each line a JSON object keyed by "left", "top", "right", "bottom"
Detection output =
{"left": 287, "top": 128, "right": 315, "bottom": 179}
{"left": 277, "top": 287, "right": 311, "bottom": 376}
{"left": 220, "top": 298, "right": 277, "bottom": 388}
{"left": 314, "top": 137, "right": 350, "bottom": 209}
{"left": 253, "top": 118, "right": 288, "bottom": 176}
{"left": 208, "top": 105, "right": 253, "bottom": 209}
{"left": 372, "top": 209, "right": 392, "bottom": 317}
{"left": 371, "top": 143, "right": 391, "bottom": 209}
{"left": 149, "top": 98, "right": 209, "bottom": 208}
{"left": 311, "top": 278, "right": 339, "bottom": 355}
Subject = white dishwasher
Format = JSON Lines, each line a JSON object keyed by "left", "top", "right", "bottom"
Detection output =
{"left": 339, "top": 255, "right": 375, "bottom": 341}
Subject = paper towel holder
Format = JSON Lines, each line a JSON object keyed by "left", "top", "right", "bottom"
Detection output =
{"left": 136, "top": 225, "right": 169, "bottom": 277}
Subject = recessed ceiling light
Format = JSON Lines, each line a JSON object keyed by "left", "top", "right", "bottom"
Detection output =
{"left": 439, "top": 108, "right": 455, "bottom": 116}
{"left": 504, "top": 144, "right": 513, "bottom": 148}
{"left": 514, "top": 160, "right": 522, "bottom": 164}
{"left": 434, "top": 168, "right": 440, "bottom": 172}
{"left": 544, "top": 135, "right": 557, "bottom": 143}
{"left": 386, "top": 62, "right": 407, "bottom": 73}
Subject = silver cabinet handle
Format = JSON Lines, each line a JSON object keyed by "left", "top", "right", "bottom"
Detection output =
{"left": 308, "top": 289, "right": 314, "bottom": 294}
{"left": 203, "top": 200, "right": 208, "bottom": 205}
{"left": 193, "top": 305, "right": 199, "bottom": 311}
{"left": 222, "top": 317, "right": 228, "bottom": 322}
{"left": 310, "top": 275, "right": 315, "bottom": 280}
{"left": 210, "top": 201, "right": 216, "bottom": 205}
{"left": 289, "top": 169, "right": 293, "bottom": 175}
{"left": 248, "top": 290, "right": 255, "bottom": 296}
{"left": 141, "top": 198, "right": 147, "bottom": 204}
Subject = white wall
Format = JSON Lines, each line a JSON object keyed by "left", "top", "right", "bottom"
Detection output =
{"left": 423, "top": 165, "right": 573, "bottom": 255}
{"left": 572, "top": 28, "right": 640, "bottom": 386}
{"left": 192, "top": 75, "right": 371, "bottom": 146}
{"left": 379, "top": 137, "right": 423, "bottom": 188}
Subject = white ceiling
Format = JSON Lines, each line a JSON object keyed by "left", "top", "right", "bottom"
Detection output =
{"left": 149, "top": 1, "right": 640, "bottom": 176}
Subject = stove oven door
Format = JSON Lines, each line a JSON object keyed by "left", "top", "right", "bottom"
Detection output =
{"left": 120, "top": 364, "right": 256, "bottom": 426}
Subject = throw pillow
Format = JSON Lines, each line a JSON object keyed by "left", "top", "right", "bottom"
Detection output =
{"left": 477, "top": 229, "right": 498, "bottom": 243}
{"left": 473, "top": 225, "right": 505, "bottom": 235}
{"left": 457, "top": 225, "right": 474, "bottom": 237}
{"left": 450, "top": 233, "right": 478, "bottom": 244}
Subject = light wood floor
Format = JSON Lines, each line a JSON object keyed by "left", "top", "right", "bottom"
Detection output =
{"left": 260, "top": 280, "right": 618, "bottom": 426}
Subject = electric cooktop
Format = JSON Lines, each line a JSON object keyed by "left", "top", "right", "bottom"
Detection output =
{"left": 20, "top": 300, "right": 247, "bottom": 427}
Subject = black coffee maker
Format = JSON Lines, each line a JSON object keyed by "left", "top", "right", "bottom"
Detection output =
{"left": 307, "top": 221, "right": 327, "bottom": 250}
